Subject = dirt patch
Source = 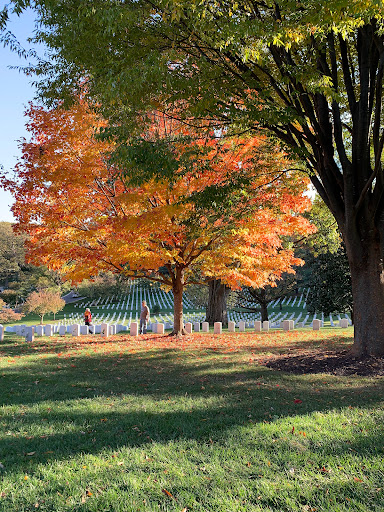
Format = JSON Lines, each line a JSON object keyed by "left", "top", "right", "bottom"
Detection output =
{"left": 263, "top": 349, "right": 384, "bottom": 376}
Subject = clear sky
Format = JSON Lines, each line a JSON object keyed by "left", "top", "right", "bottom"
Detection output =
{"left": 0, "top": 9, "right": 39, "bottom": 222}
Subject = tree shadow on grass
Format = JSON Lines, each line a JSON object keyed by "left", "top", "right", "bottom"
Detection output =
{"left": 1, "top": 340, "right": 384, "bottom": 476}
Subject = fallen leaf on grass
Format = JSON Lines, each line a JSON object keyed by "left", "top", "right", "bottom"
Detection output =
{"left": 353, "top": 477, "right": 363, "bottom": 482}
{"left": 162, "top": 489, "right": 177, "bottom": 500}
{"left": 294, "top": 399, "right": 303, "bottom": 404}
{"left": 26, "top": 452, "right": 36, "bottom": 456}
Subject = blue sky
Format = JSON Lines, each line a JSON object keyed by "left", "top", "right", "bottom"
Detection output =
{"left": 0, "top": 9, "right": 38, "bottom": 222}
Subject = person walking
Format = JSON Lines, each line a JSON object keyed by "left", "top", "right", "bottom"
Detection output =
{"left": 139, "top": 300, "right": 150, "bottom": 334}
{"left": 84, "top": 308, "right": 93, "bottom": 334}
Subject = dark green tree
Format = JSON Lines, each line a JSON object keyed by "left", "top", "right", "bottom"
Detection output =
{"left": 235, "top": 274, "right": 298, "bottom": 323}
{"left": 306, "top": 247, "right": 353, "bottom": 321}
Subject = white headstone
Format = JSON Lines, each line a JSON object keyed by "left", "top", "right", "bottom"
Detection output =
{"left": 80, "top": 325, "right": 88, "bottom": 335}
{"left": 202, "top": 322, "right": 209, "bottom": 333}
{"left": 59, "top": 325, "right": 66, "bottom": 336}
{"left": 25, "top": 326, "right": 34, "bottom": 342}
{"left": 72, "top": 324, "right": 80, "bottom": 337}
{"left": 283, "top": 320, "right": 290, "bottom": 331}
{"left": 0, "top": 324, "right": 3, "bottom": 342}
{"left": 313, "top": 319, "right": 321, "bottom": 330}
{"left": 228, "top": 321, "right": 236, "bottom": 332}
{"left": 289, "top": 320, "right": 294, "bottom": 330}
{"left": 101, "top": 323, "right": 109, "bottom": 337}
{"left": 340, "top": 318, "right": 349, "bottom": 328}
{"left": 263, "top": 321, "right": 270, "bottom": 332}
{"left": 110, "top": 324, "right": 116, "bottom": 335}
{"left": 185, "top": 322, "right": 193, "bottom": 334}
{"left": 193, "top": 322, "right": 200, "bottom": 332}
{"left": 95, "top": 325, "right": 101, "bottom": 334}
{"left": 44, "top": 324, "right": 53, "bottom": 337}
{"left": 15, "top": 325, "right": 21, "bottom": 336}
{"left": 35, "top": 325, "right": 44, "bottom": 336}
{"left": 156, "top": 323, "right": 165, "bottom": 334}
{"left": 239, "top": 320, "right": 246, "bottom": 332}
{"left": 254, "top": 321, "right": 262, "bottom": 332}
{"left": 130, "top": 322, "right": 138, "bottom": 336}
{"left": 214, "top": 322, "right": 222, "bottom": 334}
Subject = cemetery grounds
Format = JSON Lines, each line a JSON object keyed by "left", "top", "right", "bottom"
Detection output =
{"left": 0, "top": 325, "right": 384, "bottom": 512}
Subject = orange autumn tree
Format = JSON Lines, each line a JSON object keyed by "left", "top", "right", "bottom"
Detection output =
{"left": 8, "top": 101, "right": 314, "bottom": 334}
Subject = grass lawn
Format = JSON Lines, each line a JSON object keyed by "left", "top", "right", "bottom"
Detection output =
{"left": 0, "top": 328, "right": 383, "bottom": 511}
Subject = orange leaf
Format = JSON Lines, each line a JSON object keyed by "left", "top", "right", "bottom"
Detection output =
{"left": 162, "top": 489, "right": 177, "bottom": 500}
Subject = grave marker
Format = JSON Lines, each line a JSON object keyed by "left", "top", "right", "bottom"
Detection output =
{"left": 214, "top": 322, "right": 222, "bottom": 334}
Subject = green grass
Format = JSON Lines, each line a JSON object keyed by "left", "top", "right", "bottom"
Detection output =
{"left": 0, "top": 329, "right": 383, "bottom": 511}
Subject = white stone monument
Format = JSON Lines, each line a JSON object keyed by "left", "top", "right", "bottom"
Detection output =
{"left": 313, "top": 319, "right": 321, "bottom": 330}
{"left": 35, "top": 325, "right": 44, "bottom": 336}
{"left": 262, "top": 321, "right": 270, "bottom": 332}
{"left": 0, "top": 324, "right": 4, "bottom": 342}
{"left": 239, "top": 320, "right": 246, "bottom": 332}
{"left": 25, "top": 326, "right": 34, "bottom": 342}
{"left": 130, "top": 322, "right": 138, "bottom": 336}
{"left": 283, "top": 320, "right": 291, "bottom": 331}
{"left": 340, "top": 318, "right": 349, "bottom": 328}
{"left": 59, "top": 325, "right": 66, "bottom": 336}
{"left": 254, "top": 321, "right": 262, "bottom": 332}
{"left": 101, "top": 323, "right": 109, "bottom": 337}
{"left": 193, "top": 322, "right": 200, "bottom": 332}
{"left": 80, "top": 325, "right": 88, "bottom": 335}
{"left": 290, "top": 320, "right": 294, "bottom": 330}
{"left": 202, "top": 322, "right": 209, "bottom": 333}
{"left": 185, "top": 322, "right": 193, "bottom": 334}
{"left": 72, "top": 324, "right": 80, "bottom": 337}
{"left": 110, "top": 324, "right": 116, "bottom": 335}
{"left": 214, "top": 322, "right": 222, "bottom": 334}
{"left": 228, "top": 321, "right": 236, "bottom": 332}
{"left": 156, "top": 323, "right": 165, "bottom": 334}
{"left": 44, "top": 324, "right": 53, "bottom": 337}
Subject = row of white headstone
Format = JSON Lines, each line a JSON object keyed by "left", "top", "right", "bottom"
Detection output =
{"left": 0, "top": 316, "right": 351, "bottom": 343}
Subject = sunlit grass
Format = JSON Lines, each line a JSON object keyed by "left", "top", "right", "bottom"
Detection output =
{"left": 0, "top": 329, "right": 383, "bottom": 511}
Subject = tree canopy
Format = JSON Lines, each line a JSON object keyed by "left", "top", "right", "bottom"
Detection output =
{"left": 6, "top": 99, "right": 314, "bottom": 334}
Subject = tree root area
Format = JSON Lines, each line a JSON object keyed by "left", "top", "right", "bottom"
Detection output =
{"left": 263, "top": 349, "right": 384, "bottom": 376}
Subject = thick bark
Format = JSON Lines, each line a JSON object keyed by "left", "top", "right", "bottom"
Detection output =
{"left": 260, "top": 301, "right": 269, "bottom": 322}
{"left": 346, "top": 237, "right": 384, "bottom": 356}
{"left": 171, "top": 266, "right": 186, "bottom": 335}
{"left": 206, "top": 279, "right": 229, "bottom": 326}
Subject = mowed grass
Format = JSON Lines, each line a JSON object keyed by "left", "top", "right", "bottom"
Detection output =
{"left": 0, "top": 328, "right": 383, "bottom": 511}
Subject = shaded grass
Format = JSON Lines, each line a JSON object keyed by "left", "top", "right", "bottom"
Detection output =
{"left": 0, "top": 329, "right": 383, "bottom": 511}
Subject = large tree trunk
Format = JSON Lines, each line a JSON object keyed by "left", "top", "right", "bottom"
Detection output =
{"left": 260, "top": 301, "right": 269, "bottom": 322}
{"left": 206, "top": 279, "right": 229, "bottom": 326}
{"left": 171, "top": 266, "right": 186, "bottom": 336}
{"left": 346, "top": 235, "right": 384, "bottom": 356}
